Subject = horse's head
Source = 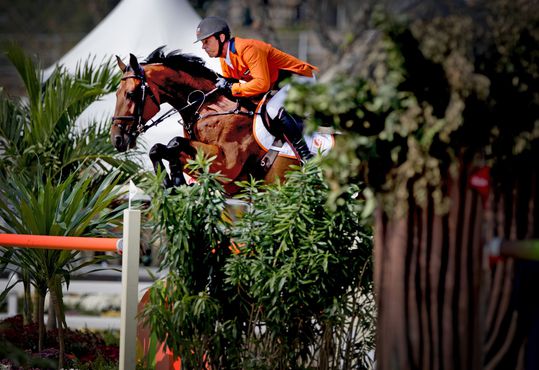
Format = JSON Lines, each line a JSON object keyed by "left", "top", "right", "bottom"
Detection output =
{"left": 111, "top": 54, "right": 161, "bottom": 152}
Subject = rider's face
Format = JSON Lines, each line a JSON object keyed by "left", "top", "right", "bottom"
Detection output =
{"left": 201, "top": 35, "right": 225, "bottom": 58}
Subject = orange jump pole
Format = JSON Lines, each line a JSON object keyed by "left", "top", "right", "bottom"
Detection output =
{"left": 0, "top": 234, "right": 121, "bottom": 253}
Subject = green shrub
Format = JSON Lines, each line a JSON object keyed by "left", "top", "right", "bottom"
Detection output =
{"left": 141, "top": 153, "right": 375, "bottom": 369}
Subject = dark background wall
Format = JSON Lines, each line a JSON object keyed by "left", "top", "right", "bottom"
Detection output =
{"left": 0, "top": 0, "right": 122, "bottom": 95}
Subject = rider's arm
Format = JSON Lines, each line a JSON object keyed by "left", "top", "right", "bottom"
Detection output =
{"left": 230, "top": 44, "right": 271, "bottom": 98}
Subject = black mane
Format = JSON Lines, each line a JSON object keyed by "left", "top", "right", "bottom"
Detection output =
{"left": 143, "top": 46, "right": 217, "bottom": 81}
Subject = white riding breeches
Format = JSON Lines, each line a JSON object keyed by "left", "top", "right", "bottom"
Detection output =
{"left": 266, "top": 74, "right": 316, "bottom": 120}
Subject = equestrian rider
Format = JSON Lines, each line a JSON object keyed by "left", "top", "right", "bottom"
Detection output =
{"left": 195, "top": 16, "right": 318, "bottom": 163}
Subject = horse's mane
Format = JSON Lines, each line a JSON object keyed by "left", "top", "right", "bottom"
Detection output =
{"left": 144, "top": 46, "right": 217, "bottom": 81}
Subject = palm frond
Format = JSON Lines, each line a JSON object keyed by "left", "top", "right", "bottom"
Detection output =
{"left": 4, "top": 43, "right": 42, "bottom": 109}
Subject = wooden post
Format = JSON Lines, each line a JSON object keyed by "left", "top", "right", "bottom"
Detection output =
{"left": 119, "top": 209, "right": 141, "bottom": 370}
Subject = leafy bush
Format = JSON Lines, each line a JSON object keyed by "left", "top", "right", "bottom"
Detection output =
{"left": 225, "top": 160, "right": 372, "bottom": 368}
{"left": 286, "top": 1, "right": 539, "bottom": 214}
{"left": 141, "top": 153, "right": 375, "bottom": 369}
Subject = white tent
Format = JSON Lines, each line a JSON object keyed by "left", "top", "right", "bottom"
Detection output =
{"left": 45, "top": 0, "right": 221, "bottom": 170}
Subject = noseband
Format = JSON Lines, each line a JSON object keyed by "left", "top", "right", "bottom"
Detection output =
{"left": 111, "top": 69, "right": 160, "bottom": 142}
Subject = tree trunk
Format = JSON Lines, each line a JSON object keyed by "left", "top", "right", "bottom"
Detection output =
{"left": 22, "top": 275, "right": 32, "bottom": 326}
{"left": 375, "top": 153, "right": 539, "bottom": 370}
{"left": 47, "top": 301, "right": 57, "bottom": 330}
{"left": 37, "top": 292, "right": 45, "bottom": 353}
{"left": 482, "top": 154, "right": 539, "bottom": 370}
{"left": 48, "top": 281, "right": 65, "bottom": 370}
{"left": 375, "top": 160, "right": 486, "bottom": 370}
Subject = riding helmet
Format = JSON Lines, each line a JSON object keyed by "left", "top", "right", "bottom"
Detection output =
{"left": 195, "top": 16, "right": 230, "bottom": 42}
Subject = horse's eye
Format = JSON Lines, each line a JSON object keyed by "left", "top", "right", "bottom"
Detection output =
{"left": 126, "top": 91, "right": 135, "bottom": 99}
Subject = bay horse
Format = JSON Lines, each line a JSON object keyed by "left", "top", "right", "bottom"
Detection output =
{"left": 111, "top": 47, "right": 302, "bottom": 195}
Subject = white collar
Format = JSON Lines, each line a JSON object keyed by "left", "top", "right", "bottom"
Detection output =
{"left": 225, "top": 42, "right": 233, "bottom": 68}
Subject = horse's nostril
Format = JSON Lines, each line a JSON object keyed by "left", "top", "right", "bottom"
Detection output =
{"left": 115, "top": 135, "right": 123, "bottom": 147}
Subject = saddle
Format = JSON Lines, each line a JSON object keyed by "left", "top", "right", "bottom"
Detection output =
{"left": 252, "top": 91, "right": 286, "bottom": 171}
{"left": 244, "top": 92, "right": 335, "bottom": 171}
{"left": 224, "top": 76, "right": 334, "bottom": 172}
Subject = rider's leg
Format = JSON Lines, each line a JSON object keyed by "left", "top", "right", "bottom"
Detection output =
{"left": 266, "top": 83, "right": 313, "bottom": 163}
{"left": 273, "top": 108, "right": 313, "bottom": 162}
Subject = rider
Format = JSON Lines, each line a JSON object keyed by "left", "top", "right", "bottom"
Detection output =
{"left": 195, "top": 16, "right": 318, "bottom": 163}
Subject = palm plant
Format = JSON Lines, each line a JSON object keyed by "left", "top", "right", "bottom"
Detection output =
{"left": 0, "top": 43, "right": 141, "bottom": 184}
{"left": 0, "top": 44, "right": 143, "bottom": 368}
{"left": 0, "top": 170, "right": 126, "bottom": 368}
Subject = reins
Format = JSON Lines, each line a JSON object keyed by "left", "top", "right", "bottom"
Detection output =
{"left": 147, "top": 87, "right": 259, "bottom": 140}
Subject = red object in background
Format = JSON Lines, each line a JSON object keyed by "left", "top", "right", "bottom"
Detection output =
{"left": 469, "top": 166, "right": 491, "bottom": 206}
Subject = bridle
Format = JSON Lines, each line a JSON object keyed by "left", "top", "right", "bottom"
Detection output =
{"left": 111, "top": 68, "right": 161, "bottom": 143}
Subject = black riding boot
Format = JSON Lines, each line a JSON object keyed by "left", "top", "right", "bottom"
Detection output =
{"left": 275, "top": 109, "right": 313, "bottom": 163}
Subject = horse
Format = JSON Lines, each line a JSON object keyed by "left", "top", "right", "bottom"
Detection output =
{"left": 111, "top": 47, "right": 305, "bottom": 195}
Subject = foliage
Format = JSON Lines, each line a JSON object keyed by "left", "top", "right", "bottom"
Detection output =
{"left": 141, "top": 153, "right": 374, "bottom": 369}
{"left": 0, "top": 315, "right": 118, "bottom": 368}
{"left": 0, "top": 169, "right": 126, "bottom": 366}
{"left": 141, "top": 152, "right": 232, "bottom": 369}
{"left": 0, "top": 44, "right": 141, "bottom": 367}
{"left": 286, "top": 0, "right": 539, "bottom": 215}
{"left": 0, "top": 170, "right": 126, "bottom": 297}
{"left": 225, "top": 159, "right": 373, "bottom": 368}
{"left": 0, "top": 43, "right": 141, "bottom": 184}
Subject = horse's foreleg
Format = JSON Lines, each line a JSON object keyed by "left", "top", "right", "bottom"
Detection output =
{"left": 166, "top": 137, "right": 188, "bottom": 187}
{"left": 149, "top": 143, "right": 173, "bottom": 188}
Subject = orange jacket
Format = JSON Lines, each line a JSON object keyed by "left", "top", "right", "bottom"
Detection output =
{"left": 220, "top": 37, "right": 318, "bottom": 98}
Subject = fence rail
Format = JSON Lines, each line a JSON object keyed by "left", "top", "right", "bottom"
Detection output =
{"left": 0, "top": 233, "right": 120, "bottom": 252}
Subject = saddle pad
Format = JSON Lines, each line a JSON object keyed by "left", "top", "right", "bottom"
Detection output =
{"left": 252, "top": 102, "right": 335, "bottom": 159}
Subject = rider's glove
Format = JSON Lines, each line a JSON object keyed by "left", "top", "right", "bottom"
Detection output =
{"left": 215, "top": 76, "right": 234, "bottom": 94}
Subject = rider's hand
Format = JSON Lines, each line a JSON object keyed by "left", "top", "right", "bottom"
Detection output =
{"left": 215, "top": 76, "right": 233, "bottom": 93}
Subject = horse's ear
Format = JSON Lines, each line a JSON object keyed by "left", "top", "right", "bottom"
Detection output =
{"left": 116, "top": 55, "right": 127, "bottom": 72}
{"left": 129, "top": 53, "right": 143, "bottom": 75}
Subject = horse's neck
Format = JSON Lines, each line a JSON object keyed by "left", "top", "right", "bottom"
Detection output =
{"left": 147, "top": 67, "right": 212, "bottom": 109}
{"left": 147, "top": 67, "right": 248, "bottom": 121}
{"left": 158, "top": 80, "right": 236, "bottom": 116}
